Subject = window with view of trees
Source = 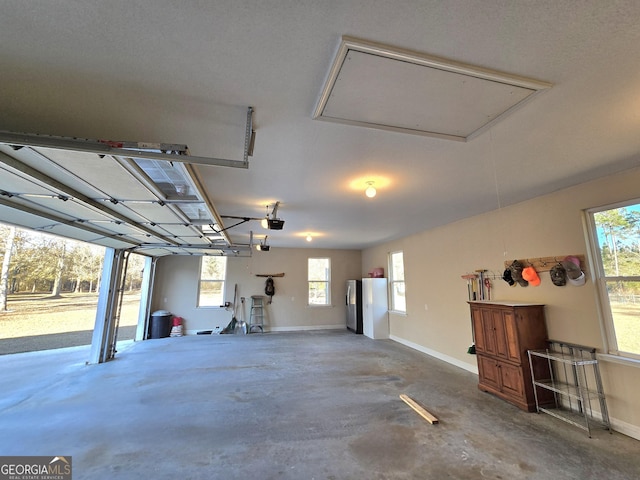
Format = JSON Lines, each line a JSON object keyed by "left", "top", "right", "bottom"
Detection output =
{"left": 198, "top": 256, "right": 227, "bottom": 307}
{"left": 587, "top": 202, "right": 640, "bottom": 359}
{"left": 389, "top": 251, "right": 406, "bottom": 313}
{"left": 308, "top": 258, "right": 330, "bottom": 305}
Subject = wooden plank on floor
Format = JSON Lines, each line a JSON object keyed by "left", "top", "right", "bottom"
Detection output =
{"left": 400, "top": 394, "right": 439, "bottom": 424}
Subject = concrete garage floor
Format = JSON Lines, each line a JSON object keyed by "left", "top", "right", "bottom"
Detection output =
{"left": 1, "top": 331, "right": 638, "bottom": 479}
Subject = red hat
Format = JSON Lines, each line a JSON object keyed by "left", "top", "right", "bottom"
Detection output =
{"left": 522, "top": 266, "right": 541, "bottom": 286}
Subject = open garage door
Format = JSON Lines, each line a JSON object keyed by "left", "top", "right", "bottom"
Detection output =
{"left": 0, "top": 226, "right": 149, "bottom": 358}
{"left": 0, "top": 123, "right": 254, "bottom": 362}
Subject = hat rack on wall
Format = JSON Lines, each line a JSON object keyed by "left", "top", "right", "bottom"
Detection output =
{"left": 462, "top": 254, "right": 587, "bottom": 301}
{"left": 503, "top": 255, "right": 586, "bottom": 273}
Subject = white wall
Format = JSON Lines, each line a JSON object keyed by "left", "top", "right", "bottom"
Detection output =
{"left": 362, "top": 165, "right": 640, "bottom": 440}
{"left": 151, "top": 247, "right": 362, "bottom": 333}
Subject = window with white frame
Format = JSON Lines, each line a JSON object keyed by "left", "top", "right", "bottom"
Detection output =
{"left": 586, "top": 201, "right": 640, "bottom": 359}
{"left": 308, "top": 257, "right": 331, "bottom": 305}
{"left": 389, "top": 251, "right": 406, "bottom": 312}
{"left": 198, "top": 256, "right": 227, "bottom": 307}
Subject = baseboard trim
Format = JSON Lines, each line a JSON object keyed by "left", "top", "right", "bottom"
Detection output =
{"left": 389, "top": 335, "right": 479, "bottom": 375}
{"left": 610, "top": 416, "right": 640, "bottom": 441}
{"left": 268, "top": 325, "right": 346, "bottom": 332}
{"left": 185, "top": 325, "right": 345, "bottom": 335}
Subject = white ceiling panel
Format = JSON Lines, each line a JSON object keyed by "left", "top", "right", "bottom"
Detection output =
{"left": 0, "top": 203, "right": 67, "bottom": 232}
{"left": 15, "top": 197, "right": 112, "bottom": 222}
{"left": 115, "top": 201, "right": 191, "bottom": 224}
{"left": 174, "top": 236, "right": 211, "bottom": 246}
{"left": 158, "top": 224, "right": 201, "bottom": 237}
{"left": 30, "top": 224, "right": 122, "bottom": 245}
{"left": 0, "top": 167, "right": 59, "bottom": 197}
{"left": 32, "top": 147, "right": 159, "bottom": 201}
{"left": 314, "top": 37, "right": 551, "bottom": 141}
{"left": 97, "top": 237, "right": 143, "bottom": 250}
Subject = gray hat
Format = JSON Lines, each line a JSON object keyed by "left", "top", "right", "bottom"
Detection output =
{"left": 561, "top": 256, "right": 582, "bottom": 281}
{"left": 550, "top": 263, "right": 566, "bottom": 286}
{"left": 509, "top": 260, "right": 529, "bottom": 287}
{"left": 562, "top": 256, "right": 586, "bottom": 286}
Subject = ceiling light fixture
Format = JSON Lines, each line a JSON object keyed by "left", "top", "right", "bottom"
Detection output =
{"left": 365, "top": 181, "right": 377, "bottom": 198}
{"left": 306, "top": 234, "right": 313, "bottom": 242}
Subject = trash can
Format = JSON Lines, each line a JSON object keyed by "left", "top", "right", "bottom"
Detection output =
{"left": 149, "top": 310, "right": 172, "bottom": 339}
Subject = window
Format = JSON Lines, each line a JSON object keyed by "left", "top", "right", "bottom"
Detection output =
{"left": 586, "top": 201, "right": 640, "bottom": 359}
{"left": 389, "top": 251, "right": 406, "bottom": 312}
{"left": 198, "top": 256, "right": 227, "bottom": 307}
{"left": 308, "top": 258, "right": 331, "bottom": 305}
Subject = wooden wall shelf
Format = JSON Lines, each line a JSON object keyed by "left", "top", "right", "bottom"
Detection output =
{"left": 504, "top": 255, "right": 586, "bottom": 273}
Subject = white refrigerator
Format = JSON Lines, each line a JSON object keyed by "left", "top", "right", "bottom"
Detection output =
{"left": 362, "top": 278, "right": 389, "bottom": 339}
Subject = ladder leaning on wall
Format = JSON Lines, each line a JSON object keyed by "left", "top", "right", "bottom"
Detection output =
{"left": 249, "top": 296, "right": 265, "bottom": 333}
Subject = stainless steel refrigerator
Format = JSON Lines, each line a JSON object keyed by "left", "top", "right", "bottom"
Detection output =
{"left": 345, "top": 279, "right": 363, "bottom": 334}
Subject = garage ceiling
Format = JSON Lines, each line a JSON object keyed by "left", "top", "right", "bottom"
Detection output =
{"left": 1, "top": 2, "right": 640, "bottom": 252}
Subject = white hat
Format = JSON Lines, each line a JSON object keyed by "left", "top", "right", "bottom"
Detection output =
{"left": 567, "top": 270, "right": 586, "bottom": 286}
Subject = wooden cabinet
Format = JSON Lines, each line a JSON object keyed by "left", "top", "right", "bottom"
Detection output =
{"left": 469, "top": 301, "right": 551, "bottom": 412}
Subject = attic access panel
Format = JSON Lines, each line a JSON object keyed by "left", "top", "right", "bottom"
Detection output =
{"left": 314, "top": 37, "right": 552, "bottom": 141}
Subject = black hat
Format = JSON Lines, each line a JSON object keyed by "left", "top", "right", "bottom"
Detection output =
{"left": 502, "top": 268, "right": 515, "bottom": 286}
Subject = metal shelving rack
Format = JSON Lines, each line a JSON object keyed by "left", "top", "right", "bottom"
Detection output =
{"left": 528, "top": 340, "right": 611, "bottom": 437}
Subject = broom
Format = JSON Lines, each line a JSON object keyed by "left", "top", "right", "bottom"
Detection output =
{"left": 220, "top": 284, "right": 238, "bottom": 334}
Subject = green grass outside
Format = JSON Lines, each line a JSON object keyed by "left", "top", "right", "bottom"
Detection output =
{"left": 610, "top": 302, "right": 640, "bottom": 355}
{"left": 0, "top": 292, "right": 141, "bottom": 339}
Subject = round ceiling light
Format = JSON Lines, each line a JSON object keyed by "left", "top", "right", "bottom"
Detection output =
{"left": 365, "top": 181, "right": 376, "bottom": 198}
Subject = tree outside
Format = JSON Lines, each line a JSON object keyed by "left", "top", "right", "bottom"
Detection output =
{"left": 0, "top": 225, "right": 145, "bottom": 355}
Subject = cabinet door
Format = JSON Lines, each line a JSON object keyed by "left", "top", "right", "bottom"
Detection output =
{"left": 477, "top": 355, "right": 501, "bottom": 391}
{"left": 499, "top": 361, "right": 525, "bottom": 400}
{"left": 492, "top": 309, "right": 510, "bottom": 359}
{"left": 502, "top": 310, "right": 522, "bottom": 363}
{"left": 471, "top": 307, "right": 486, "bottom": 352}
{"left": 480, "top": 308, "right": 499, "bottom": 356}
